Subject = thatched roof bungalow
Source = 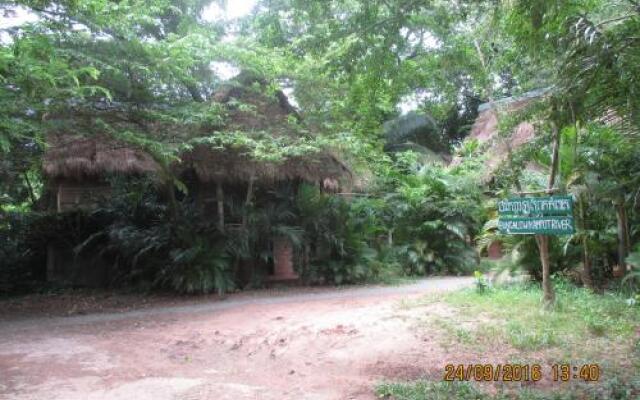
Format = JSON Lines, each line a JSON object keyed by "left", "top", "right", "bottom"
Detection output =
{"left": 42, "top": 76, "right": 352, "bottom": 285}
{"left": 452, "top": 88, "right": 552, "bottom": 182}
{"left": 43, "top": 77, "right": 351, "bottom": 210}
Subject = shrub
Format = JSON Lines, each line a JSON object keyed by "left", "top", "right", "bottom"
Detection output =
{"left": 71, "top": 180, "right": 237, "bottom": 294}
{"left": 0, "top": 211, "right": 95, "bottom": 295}
{"left": 157, "top": 237, "right": 234, "bottom": 295}
{"left": 474, "top": 270, "right": 489, "bottom": 293}
{"left": 0, "top": 212, "right": 40, "bottom": 294}
{"left": 623, "top": 247, "right": 640, "bottom": 296}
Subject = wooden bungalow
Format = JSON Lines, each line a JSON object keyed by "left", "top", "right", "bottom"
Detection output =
{"left": 452, "top": 88, "right": 552, "bottom": 181}
{"left": 42, "top": 76, "right": 352, "bottom": 286}
{"left": 457, "top": 88, "right": 552, "bottom": 259}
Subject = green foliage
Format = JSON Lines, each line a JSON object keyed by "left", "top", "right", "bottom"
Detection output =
{"left": 248, "top": 0, "right": 490, "bottom": 143}
{"left": 493, "top": 119, "right": 639, "bottom": 286}
{"left": 0, "top": 140, "right": 43, "bottom": 211}
{"left": 376, "top": 379, "right": 640, "bottom": 400}
{"left": 295, "top": 184, "right": 381, "bottom": 284}
{"left": 2, "top": 0, "right": 638, "bottom": 301}
{"left": 623, "top": 247, "right": 640, "bottom": 295}
{"left": 557, "top": 2, "right": 640, "bottom": 131}
{"left": 377, "top": 381, "right": 487, "bottom": 400}
{"left": 506, "top": 320, "right": 558, "bottom": 350}
{"left": 159, "top": 238, "right": 233, "bottom": 295}
{"left": 473, "top": 270, "right": 489, "bottom": 294}
{"left": 383, "top": 163, "right": 484, "bottom": 276}
{"left": 68, "top": 179, "right": 236, "bottom": 294}
{"left": 292, "top": 168, "right": 483, "bottom": 285}
{"left": 471, "top": 0, "right": 640, "bottom": 295}
{"left": 0, "top": 212, "right": 43, "bottom": 294}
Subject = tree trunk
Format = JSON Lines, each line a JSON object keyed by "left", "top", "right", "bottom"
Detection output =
{"left": 537, "top": 122, "right": 560, "bottom": 308}
{"left": 573, "top": 119, "right": 594, "bottom": 290}
{"left": 302, "top": 243, "right": 311, "bottom": 282}
{"left": 23, "top": 172, "right": 37, "bottom": 205}
{"left": 242, "top": 176, "right": 255, "bottom": 227}
{"left": 536, "top": 235, "right": 555, "bottom": 307}
{"left": 582, "top": 240, "right": 593, "bottom": 288}
{"left": 239, "top": 177, "right": 255, "bottom": 286}
{"left": 615, "top": 200, "right": 630, "bottom": 269}
{"left": 216, "top": 181, "right": 224, "bottom": 232}
{"left": 157, "top": 161, "right": 177, "bottom": 221}
{"left": 165, "top": 180, "right": 178, "bottom": 222}
{"left": 579, "top": 195, "right": 594, "bottom": 290}
{"left": 547, "top": 124, "right": 560, "bottom": 190}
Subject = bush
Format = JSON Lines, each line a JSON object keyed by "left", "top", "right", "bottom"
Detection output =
{"left": 297, "top": 187, "right": 382, "bottom": 284}
{"left": 623, "top": 247, "right": 640, "bottom": 294}
{"left": 0, "top": 211, "right": 94, "bottom": 295}
{"left": 157, "top": 237, "right": 234, "bottom": 295}
{"left": 474, "top": 271, "right": 489, "bottom": 293}
{"left": 0, "top": 212, "right": 40, "bottom": 294}
{"left": 72, "top": 183, "right": 237, "bottom": 294}
{"left": 2, "top": 159, "right": 486, "bottom": 295}
{"left": 380, "top": 164, "right": 483, "bottom": 276}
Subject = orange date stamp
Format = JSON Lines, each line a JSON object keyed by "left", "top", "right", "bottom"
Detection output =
{"left": 443, "top": 363, "right": 601, "bottom": 382}
{"left": 444, "top": 364, "right": 543, "bottom": 382}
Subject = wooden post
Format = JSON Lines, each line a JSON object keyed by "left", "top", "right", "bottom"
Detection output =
{"left": 216, "top": 181, "right": 224, "bottom": 232}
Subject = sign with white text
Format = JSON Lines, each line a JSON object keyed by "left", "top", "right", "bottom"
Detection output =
{"left": 498, "top": 196, "right": 575, "bottom": 235}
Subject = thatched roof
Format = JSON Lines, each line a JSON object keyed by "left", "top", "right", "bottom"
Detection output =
{"left": 182, "top": 81, "right": 350, "bottom": 184}
{"left": 43, "top": 134, "right": 161, "bottom": 180}
{"left": 183, "top": 145, "right": 349, "bottom": 184}
{"left": 43, "top": 77, "right": 351, "bottom": 187}
{"left": 451, "top": 90, "right": 547, "bottom": 181}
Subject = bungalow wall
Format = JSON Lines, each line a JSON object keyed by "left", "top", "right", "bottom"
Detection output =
{"left": 192, "top": 178, "right": 300, "bottom": 284}
{"left": 46, "top": 179, "right": 112, "bottom": 286}
{"left": 55, "top": 180, "right": 111, "bottom": 212}
{"left": 46, "top": 176, "right": 301, "bottom": 287}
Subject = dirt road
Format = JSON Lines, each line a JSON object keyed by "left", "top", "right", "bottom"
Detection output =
{"left": 0, "top": 277, "right": 472, "bottom": 400}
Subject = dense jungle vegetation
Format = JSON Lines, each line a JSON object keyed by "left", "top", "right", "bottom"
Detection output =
{"left": 1, "top": 0, "right": 639, "bottom": 308}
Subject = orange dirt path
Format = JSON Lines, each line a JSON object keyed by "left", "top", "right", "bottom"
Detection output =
{"left": 0, "top": 277, "right": 472, "bottom": 400}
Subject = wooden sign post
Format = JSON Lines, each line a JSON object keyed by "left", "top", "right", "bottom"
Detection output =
{"left": 497, "top": 194, "right": 575, "bottom": 308}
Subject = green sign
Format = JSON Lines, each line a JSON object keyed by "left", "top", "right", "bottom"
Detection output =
{"left": 498, "top": 196, "right": 573, "bottom": 216}
{"left": 498, "top": 216, "right": 575, "bottom": 235}
{"left": 498, "top": 196, "right": 575, "bottom": 235}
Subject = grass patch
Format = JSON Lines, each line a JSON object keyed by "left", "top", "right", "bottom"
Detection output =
{"left": 376, "top": 379, "right": 640, "bottom": 400}
{"left": 376, "top": 281, "right": 640, "bottom": 400}
{"left": 443, "top": 280, "right": 640, "bottom": 352}
{"left": 427, "top": 316, "right": 479, "bottom": 347}
{"left": 377, "top": 381, "right": 485, "bottom": 400}
{"left": 384, "top": 280, "right": 640, "bottom": 399}
{"left": 379, "top": 276, "right": 420, "bottom": 286}
{"left": 505, "top": 320, "right": 557, "bottom": 350}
